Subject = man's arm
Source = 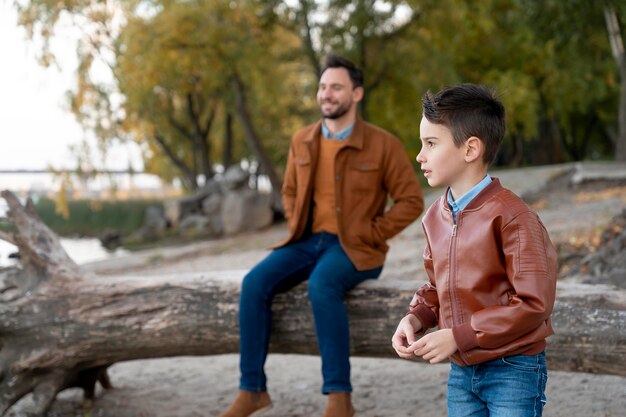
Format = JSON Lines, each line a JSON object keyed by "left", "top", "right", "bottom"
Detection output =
{"left": 281, "top": 143, "right": 297, "bottom": 224}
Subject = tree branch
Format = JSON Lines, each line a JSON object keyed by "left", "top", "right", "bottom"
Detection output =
{"left": 153, "top": 133, "right": 197, "bottom": 189}
{"left": 0, "top": 230, "right": 15, "bottom": 245}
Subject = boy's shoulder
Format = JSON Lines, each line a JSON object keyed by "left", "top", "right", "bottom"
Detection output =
{"left": 486, "top": 184, "right": 541, "bottom": 224}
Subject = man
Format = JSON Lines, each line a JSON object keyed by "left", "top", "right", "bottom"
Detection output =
{"left": 221, "top": 54, "right": 424, "bottom": 417}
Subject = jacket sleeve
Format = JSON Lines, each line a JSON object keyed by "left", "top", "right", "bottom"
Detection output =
{"left": 452, "top": 211, "right": 558, "bottom": 353}
{"left": 281, "top": 141, "right": 297, "bottom": 226}
{"left": 371, "top": 138, "right": 424, "bottom": 243}
{"left": 407, "top": 236, "right": 439, "bottom": 331}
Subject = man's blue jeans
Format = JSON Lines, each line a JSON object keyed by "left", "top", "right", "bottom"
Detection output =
{"left": 238, "top": 232, "right": 382, "bottom": 394}
{"left": 447, "top": 352, "right": 548, "bottom": 417}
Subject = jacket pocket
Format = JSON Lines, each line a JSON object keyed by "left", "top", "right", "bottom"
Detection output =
{"left": 295, "top": 157, "right": 311, "bottom": 179}
{"left": 296, "top": 157, "right": 311, "bottom": 167}
{"left": 348, "top": 162, "right": 380, "bottom": 191}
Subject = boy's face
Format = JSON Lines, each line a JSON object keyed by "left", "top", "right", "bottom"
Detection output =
{"left": 416, "top": 116, "right": 468, "bottom": 189}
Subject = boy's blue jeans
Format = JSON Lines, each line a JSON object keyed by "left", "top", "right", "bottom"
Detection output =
{"left": 238, "top": 232, "right": 382, "bottom": 394}
{"left": 447, "top": 352, "right": 548, "bottom": 417}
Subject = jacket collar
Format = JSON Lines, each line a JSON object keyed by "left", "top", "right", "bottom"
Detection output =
{"left": 467, "top": 177, "right": 503, "bottom": 209}
{"left": 441, "top": 178, "right": 504, "bottom": 212}
{"left": 303, "top": 116, "right": 365, "bottom": 150}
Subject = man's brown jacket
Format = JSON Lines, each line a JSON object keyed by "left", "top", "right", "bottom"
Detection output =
{"left": 278, "top": 116, "right": 424, "bottom": 271}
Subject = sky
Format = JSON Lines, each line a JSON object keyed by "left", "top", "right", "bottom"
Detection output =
{"left": 0, "top": 0, "right": 141, "bottom": 172}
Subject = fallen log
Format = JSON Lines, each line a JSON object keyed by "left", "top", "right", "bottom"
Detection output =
{"left": 0, "top": 190, "right": 625, "bottom": 416}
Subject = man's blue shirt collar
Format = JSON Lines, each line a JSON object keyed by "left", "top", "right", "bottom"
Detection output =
{"left": 322, "top": 121, "right": 354, "bottom": 140}
{"left": 447, "top": 175, "right": 492, "bottom": 221}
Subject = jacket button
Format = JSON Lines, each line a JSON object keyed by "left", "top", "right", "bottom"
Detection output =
{"left": 336, "top": 207, "right": 341, "bottom": 212}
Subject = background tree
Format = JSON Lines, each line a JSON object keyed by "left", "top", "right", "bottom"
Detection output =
{"left": 16, "top": 0, "right": 309, "bottom": 201}
{"left": 14, "top": 0, "right": 626, "bottom": 187}
{"left": 604, "top": 0, "right": 626, "bottom": 161}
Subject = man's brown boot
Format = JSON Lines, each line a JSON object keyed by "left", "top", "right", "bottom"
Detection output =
{"left": 322, "top": 392, "right": 355, "bottom": 417}
{"left": 219, "top": 390, "right": 272, "bottom": 417}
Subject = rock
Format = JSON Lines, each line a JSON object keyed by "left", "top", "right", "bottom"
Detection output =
{"left": 562, "top": 208, "right": 626, "bottom": 289}
{"left": 179, "top": 214, "right": 212, "bottom": 237}
{"left": 201, "top": 194, "right": 222, "bottom": 217}
{"left": 164, "top": 199, "right": 182, "bottom": 229}
{"left": 166, "top": 179, "right": 222, "bottom": 227}
{"left": 221, "top": 165, "right": 249, "bottom": 191}
{"left": 99, "top": 231, "right": 123, "bottom": 250}
{"left": 570, "top": 162, "right": 626, "bottom": 185}
{"left": 220, "top": 190, "right": 273, "bottom": 235}
{"left": 124, "top": 206, "right": 169, "bottom": 244}
{"left": 143, "top": 206, "right": 168, "bottom": 232}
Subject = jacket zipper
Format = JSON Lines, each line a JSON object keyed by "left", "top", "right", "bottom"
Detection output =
{"left": 448, "top": 217, "right": 468, "bottom": 364}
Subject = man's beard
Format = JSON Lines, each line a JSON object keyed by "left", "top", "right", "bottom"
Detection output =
{"left": 320, "top": 100, "right": 350, "bottom": 119}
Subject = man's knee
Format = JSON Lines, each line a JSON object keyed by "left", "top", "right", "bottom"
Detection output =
{"left": 307, "top": 275, "right": 342, "bottom": 305}
{"left": 241, "top": 269, "right": 268, "bottom": 300}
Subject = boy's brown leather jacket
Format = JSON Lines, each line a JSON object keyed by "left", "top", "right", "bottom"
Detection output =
{"left": 408, "top": 179, "right": 557, "bottom": 366}
{"left": 277, "top": 116, "right": 424, "bottom": 271}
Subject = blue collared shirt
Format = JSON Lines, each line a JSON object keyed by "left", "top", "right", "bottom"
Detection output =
{"left": 321, "top": 121, "right": 354, "bottom": 140}
{"left": 447, "top": 175, "right": 493, "bottom": 222}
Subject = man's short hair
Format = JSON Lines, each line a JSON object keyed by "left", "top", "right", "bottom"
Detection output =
{"left": 422, "top": 84, "right": 505, "bottom": 165}
{"left": 321, "top": 54, "right": 364, "bottom": 89}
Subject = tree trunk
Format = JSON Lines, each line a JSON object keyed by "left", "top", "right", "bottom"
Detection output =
{"left": 0, "top": 190, "right": 625, "bottom": 416}
{"left": 604, "top": 2, "right": 626, "bottom": 161}
{"left": 223, "top": 111, "right": 234, "bottom": 169}
{"left": 231, "top": 72, "right": 284, "bottom": 213}
{"left": 186, "top": 93, "right": 217, "bottom": 184}
{"left": 297, "top": 0, "right": 321, "bottom": 80}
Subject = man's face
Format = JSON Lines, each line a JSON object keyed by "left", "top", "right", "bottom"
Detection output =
{"left": 317, "top": 67, "right": 360, "bottom": 120}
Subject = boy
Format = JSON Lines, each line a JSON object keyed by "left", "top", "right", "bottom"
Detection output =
{"left": 392, "top": 84, "right": 557, "bottom": 417}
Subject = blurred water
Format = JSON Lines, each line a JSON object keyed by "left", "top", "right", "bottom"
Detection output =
{"left": 0, "top": 237, "right": 129, "bottom": 268}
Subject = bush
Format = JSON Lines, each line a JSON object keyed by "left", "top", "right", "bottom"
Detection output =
{"left": 35, "top": 197, "right": 163, "bottom": 237}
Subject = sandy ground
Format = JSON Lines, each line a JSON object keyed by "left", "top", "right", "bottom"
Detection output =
{"left": 11, "top": 163, "right": 626, "bottom": 416}
{"left": 13, "top": 355, "right": 626, "bottom": 417}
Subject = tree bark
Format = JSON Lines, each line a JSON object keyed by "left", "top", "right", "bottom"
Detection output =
{"left": 1, "top": 190, "right": 625, "bottom": 416}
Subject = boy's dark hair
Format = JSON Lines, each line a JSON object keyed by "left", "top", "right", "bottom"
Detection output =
{"left": 321, "top": 54, "right": 364, "bottom": 89}
{"left": 422, "top": 84, "right": 505, "bottom": 165}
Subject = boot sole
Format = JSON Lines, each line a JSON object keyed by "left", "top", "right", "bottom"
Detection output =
{"left": 249, "top": 404, "right": 273, "bottom": 417}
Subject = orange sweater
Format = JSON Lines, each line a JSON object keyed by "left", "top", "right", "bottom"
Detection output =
{"left": 312, "top": 134, "right": 345, "bottom": 234}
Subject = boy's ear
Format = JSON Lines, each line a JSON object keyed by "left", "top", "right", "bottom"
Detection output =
{"left": 464, "top": 136, "right": 483, "bottom": 163}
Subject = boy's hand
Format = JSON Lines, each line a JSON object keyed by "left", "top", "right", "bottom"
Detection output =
{"left": 411, "top": 329, "right": 457, "bottom": 363}
{"left": 391, "top": 314, "right": 423, "bottom": 359}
